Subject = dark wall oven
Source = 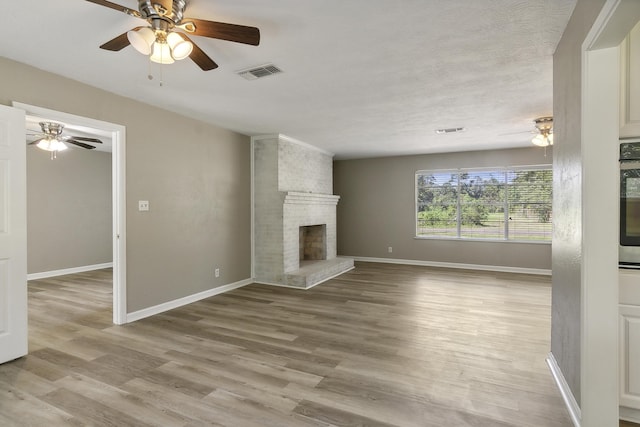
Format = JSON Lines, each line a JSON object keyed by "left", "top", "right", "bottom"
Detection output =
{"left": 620, "top": 142, "right": 640, "bottom": 268}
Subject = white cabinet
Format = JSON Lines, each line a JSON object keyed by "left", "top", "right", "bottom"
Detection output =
{"left": 621, "top": 270, "right": 640, "bottom": 306}
{"left": 621, "top": 21, "right": 640, "bottom": 138}
{"left": 620, "top": 271, "right": 640, "bottom": 418}
{"left": 621, "top": 304, "right": 640, "bottom": 408}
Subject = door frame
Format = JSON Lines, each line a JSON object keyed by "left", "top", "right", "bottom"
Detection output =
{"left": 580, "top": 0, "right": 640, "bottom": 425}
{"left": 0, "top": 105, "right": 28, "bottom": 363}
{"left": 13, "top": 102, "right": 127, "bottom": 325}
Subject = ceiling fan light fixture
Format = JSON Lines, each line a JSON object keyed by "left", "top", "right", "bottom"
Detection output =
{"left": 532, "top": 116, "right": 553, "bottom": 147}
{"left": 532, "top": 134, "right": 549, "bottom": 147}
{"left": 127, "top": 27, "right": 155, "bottom": 55}
{"left": 166, "top": 32, "right": 192, "bottom": 60}
{"left": 36, "top": 138, "right": 68, "bottom": 152}
{"left": 150, "top": 41, "right": 175, "bottom": 64}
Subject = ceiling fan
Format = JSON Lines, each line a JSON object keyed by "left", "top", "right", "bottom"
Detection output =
{"left": 85, "top": 0, "right": 260, "bottom": 71}
{"left": 27, "top": 122, "right": 103, "bottom": 159}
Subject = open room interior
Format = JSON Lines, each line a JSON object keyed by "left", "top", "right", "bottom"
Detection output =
{"left": 1, "top": 1, "right": 640, "bottom": 426}
{"left": 8, "top": 263, "right": 569, "bottom": 426}
{"left": 26, "top": 119, "right": 113, "bottom": 278}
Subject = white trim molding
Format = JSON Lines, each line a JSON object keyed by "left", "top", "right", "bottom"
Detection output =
{"left": 579, "top": 1, "right": 633, "bottom": 424}
{"left": 126, "top": 278, "right": 252, "bottom": 323}
{"left": 620, "top": 406, "right": 640, "bottom": 424}
{"left": 27, "top": 263, "right": 114, "bottom": 281}
{"left": 351, "top": 256, "right": 551, "bottom": 276}
{"left": 250, "top": 137, "right": 255, "bottom": 281}
{"left": 546, "top": 352, "right": 581, "bottom": 427}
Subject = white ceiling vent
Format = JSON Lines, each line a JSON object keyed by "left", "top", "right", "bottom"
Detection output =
{"left": 237, "top": 64, "right": 283, "bottom": 80}
{"left": 435, "top": 127, "right": 466, "bottom": 134}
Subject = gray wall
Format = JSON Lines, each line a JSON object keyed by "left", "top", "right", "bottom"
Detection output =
{"left": 334, "top": 147, "right": 552, "bottom": 270}
{"left": 27, "top": 147, "right": 112, "bottom": 274}
{"left": 551, "top": 0, "right": 607, "bottom": 405}
{"left": 1, "top": 57, "right": 251, "bottom": 313}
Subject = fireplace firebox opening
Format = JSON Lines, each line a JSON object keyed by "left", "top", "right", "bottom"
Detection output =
{"left": 299, "top": 224, "right": 327, "bottom": 262}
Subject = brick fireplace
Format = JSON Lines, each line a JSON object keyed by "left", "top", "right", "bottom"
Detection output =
{"left": 252, "top": 135, "right": 354, "bottom": 288}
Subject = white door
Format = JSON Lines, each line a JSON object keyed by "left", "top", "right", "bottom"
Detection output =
{"left": 0, "top": 105, "right": 27, "bottom": 364}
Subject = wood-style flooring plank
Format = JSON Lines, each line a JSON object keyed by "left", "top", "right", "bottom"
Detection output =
{"left": 41, "top": 388, "right": 154, "bottom": 427}
{"left": 0, "top": 264, "right": 599, "bottom": 426}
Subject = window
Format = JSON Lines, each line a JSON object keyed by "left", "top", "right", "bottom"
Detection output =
{"left": 416, "top": 167, "right": 552, "bottom": 241}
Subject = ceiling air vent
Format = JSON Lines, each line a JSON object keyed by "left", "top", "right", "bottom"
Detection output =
{"left": 237, "top": 64, "right": 283, "bottom": 80}
{"left": 435, "top": 127, "right": 466, "bottom": 134}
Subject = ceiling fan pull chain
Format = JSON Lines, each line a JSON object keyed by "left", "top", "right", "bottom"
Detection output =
{"left": 145, "top": 56, "right": 163, "bottom": 87}
{"left": 148, "top": 55, "right": 154, "bottom": 81}
{"left": 159, "top": 47, "right": 164, "bottom": 87}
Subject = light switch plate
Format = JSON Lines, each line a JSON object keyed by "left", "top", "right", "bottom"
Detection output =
{"left": 138, "top": 200, "right": 149, "bottom": 211}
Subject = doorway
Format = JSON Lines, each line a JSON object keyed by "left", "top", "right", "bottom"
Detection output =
{"left": 13, "top": 102, "right": 127, "bottom": 325}
{"left": 575, "top": 0, "right": 640, "bottom": 425}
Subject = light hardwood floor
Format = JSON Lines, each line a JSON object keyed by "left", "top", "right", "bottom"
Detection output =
{"left": 0, "top": 262, "right": 625, "bottom": 426}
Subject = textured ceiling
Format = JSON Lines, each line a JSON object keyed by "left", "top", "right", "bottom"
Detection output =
{"left": 0, "top": 0, "right": 576, "bottom": 159}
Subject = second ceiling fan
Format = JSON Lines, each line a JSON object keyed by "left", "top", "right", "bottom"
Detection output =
{"left": 86, "top": 0, "right": 260, "bottom": 71}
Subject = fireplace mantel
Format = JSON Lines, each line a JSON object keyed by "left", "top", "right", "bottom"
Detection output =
{"left": 283, "top": 192, "right": 340, "bottom": 206}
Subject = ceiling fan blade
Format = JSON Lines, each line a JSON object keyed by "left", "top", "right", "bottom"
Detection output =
{"left": 85, "top": 0, "right": 141, "bottom": 18}
{"left": 26, "top": 133, "right": 44, "bottom": 142}
{"left": 100, "top": 32, "right": 131, "bottom": 51}
{"left": 180, "top": 35, "right": 218, "bottom": 71}
{"left": 69, "top": 136, "right": 103, "bottom": 144}
{"left": 181, "top": 18, "right": 260, "bottom": 46}
{"left": 66, "top": 140, "right": 97, "bottom": 150}
{"left": 498, "top": 130, "right": 536, "bottom": 137}
{"left": 100, "top": 27, "right": 142, "bottom": 51}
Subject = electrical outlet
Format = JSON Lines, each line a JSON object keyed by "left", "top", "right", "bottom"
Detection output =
{"left": 138, "top": 200, "right": 149, "bottom": 211}
{"left": 215, "top": 268, "right": 220, "bottom": 278}
{"left": 388, "top": 246, "right": 393, "bottom": 253}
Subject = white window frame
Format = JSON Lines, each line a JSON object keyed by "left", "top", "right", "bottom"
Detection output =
{"left": 415, "top": 165, "right": 552, "bottom": 243}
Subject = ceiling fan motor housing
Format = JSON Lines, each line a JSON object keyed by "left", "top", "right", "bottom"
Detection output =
{"left": 534, "top": 116, "right": 553, "bottom": 132}
{"left": 138, "top": 0, "right": 186, "bottom": 25}
{"left": 39, "top": 121, "right": 64, "bottom": 137}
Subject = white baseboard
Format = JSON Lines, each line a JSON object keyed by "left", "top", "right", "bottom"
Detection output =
{"left": 351, "top": 256, "right": 552, "bottom": 276}
{"left": 126, "top": 278, "right": 253, "bottom": 323}
{"left": 27, "top": 262, "right": 114, "bottom": 281}
{"left": 620, "top": 406, "right": 640, "bottom": 424}
{"left": 252, "top": 280, "right": 292, "bottom": 288}
{"left": 546, "top": 352, "right": 581, "bottom": 427}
